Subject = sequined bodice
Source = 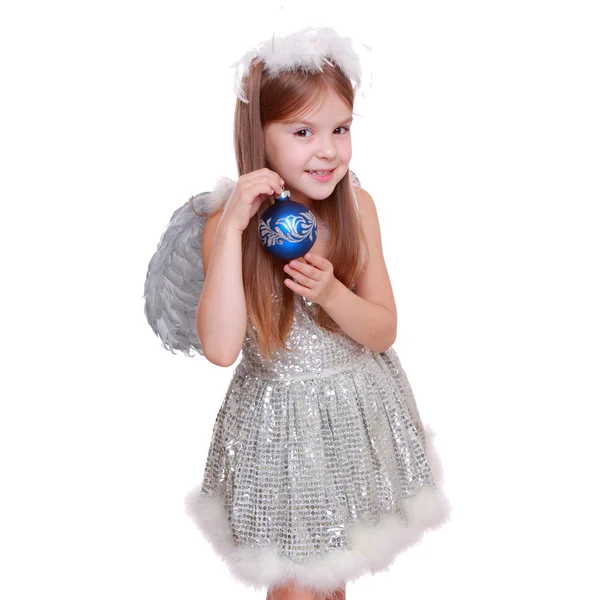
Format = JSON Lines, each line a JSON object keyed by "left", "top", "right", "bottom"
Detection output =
{"left": 239, "top": 294, "right": 372, "bottom": 381}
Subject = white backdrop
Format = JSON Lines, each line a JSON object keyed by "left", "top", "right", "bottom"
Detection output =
{"left": 1, "top": 1, "right": 599, "bottom": 598}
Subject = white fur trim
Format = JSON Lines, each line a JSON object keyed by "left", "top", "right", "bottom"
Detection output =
{"left": 183, "top": 426, "right": 450, "bottom": 595}
{"left": 203, "top": 177, "right": 235, "bottom": 214}
{"left": 232, "top": 27, "right": 364, "bottom": 103}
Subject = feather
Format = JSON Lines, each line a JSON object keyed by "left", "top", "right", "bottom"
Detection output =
{"left": 182, "top": 426, "right": 450, "bottom": 593}
{"left": 233, "top": 27, "right": 363, "bottom": 103}
{"left": 142, "top": 178, "right": 235, "bottom": 356}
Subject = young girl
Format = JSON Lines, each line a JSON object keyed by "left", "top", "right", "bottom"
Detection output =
{"left": 146, "top": 26, "right": 450, "bottom": 600}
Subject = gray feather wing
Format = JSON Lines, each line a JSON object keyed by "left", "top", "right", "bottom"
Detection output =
{"left": 143, "top": 191, "right": 220, "bottom": 357}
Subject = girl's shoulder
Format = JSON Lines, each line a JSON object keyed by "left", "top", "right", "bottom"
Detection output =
{"left": 352, "top": 186, "right": 397, "bottom": 321}
{"left": 352, "top": 185, "right": 377, "bottom": 225}
{"left": 352, "top": 185, "right": 388, "bottom": 267}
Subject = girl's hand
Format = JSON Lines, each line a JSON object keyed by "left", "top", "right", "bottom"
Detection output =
{"left": 283, "top": 252, "right": 339, "bottom": 306}
{"left": 221, "top": 168, "right": 285, "bottom": 233}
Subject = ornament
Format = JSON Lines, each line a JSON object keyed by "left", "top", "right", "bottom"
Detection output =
{"left": 258, "top": 191, "right": 318, "bottom": 260}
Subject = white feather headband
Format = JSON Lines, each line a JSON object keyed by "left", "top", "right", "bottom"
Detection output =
{"left": 232, "top": 26, "right": 365, "bottom": 103}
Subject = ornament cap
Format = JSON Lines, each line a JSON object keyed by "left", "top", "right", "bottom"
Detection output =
{"left": 275, "top": 191, "right": 291, "bottom": 201}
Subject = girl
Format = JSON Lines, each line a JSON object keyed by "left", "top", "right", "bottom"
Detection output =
{"left": 149, "top": 26, "right": 450, "bottom": 600}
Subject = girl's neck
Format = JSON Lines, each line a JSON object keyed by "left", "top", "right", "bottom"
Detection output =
{"left": 290, "top": 193, "right": 315, "bottom": 213}
{"left": 293, "top": 195, "right": 325, "bottom": 220}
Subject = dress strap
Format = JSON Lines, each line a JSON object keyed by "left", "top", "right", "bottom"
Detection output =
{"left": 351, "top": 185, "right": 360, "bottom": 213}
{"left": 349, "top": 169, "right": 361, "bottom": 213}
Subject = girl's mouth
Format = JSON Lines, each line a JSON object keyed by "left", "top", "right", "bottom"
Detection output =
{"left": 306, "top": 169, "right": 334, "bottom": 182}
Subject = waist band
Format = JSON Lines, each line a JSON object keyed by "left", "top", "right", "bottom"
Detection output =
{"left": 236, "top": 353, "right": 373, "bottom": 383}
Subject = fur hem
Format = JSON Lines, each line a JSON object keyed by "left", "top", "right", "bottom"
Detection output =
{"left": 183, "top": 426, "right": 450, "bottom": 595}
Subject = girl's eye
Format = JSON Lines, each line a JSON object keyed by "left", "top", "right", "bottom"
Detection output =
{"left": 295, "top": 126, "right": 350, "bottom": 137}
{"left": 295, "top": 129, "right": 312, "bottom": 137}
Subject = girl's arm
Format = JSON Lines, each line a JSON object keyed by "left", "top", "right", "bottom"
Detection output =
{"left": 196, "top": 211, "right": 247, "bottom": 367}
{"left": 320, "top": 187, "right": 398, "bottom": 352}
{"left": 196, "top": 169, "right": 285, "bottom": 366}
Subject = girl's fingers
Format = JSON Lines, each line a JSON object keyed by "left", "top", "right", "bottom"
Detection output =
{"left": 284, "top": 278, "right": 310, "bottom": 295}
{"left": 283, "top": 264, "right": 302, "bottom": 282}
{"left": 242, "top": 170, "right": 284, "bottom": 193}
{"left": 286, "top": 260, "right": 320, "bottom": 279}
{"left": 284, "top": 264, "right": 318, "bottom": 287}
{"left": 244, "top": 180, "right": 279, "bottom": 200}
{"left": 303, "top": 252, "right": 327, "bottom": 269}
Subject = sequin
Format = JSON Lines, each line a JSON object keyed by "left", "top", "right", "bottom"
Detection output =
{"left": 186, "top": 293, "right": 447, "bottom": 585}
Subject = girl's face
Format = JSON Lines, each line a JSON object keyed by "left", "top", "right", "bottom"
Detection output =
{"left": 263, "top": 86, "right": 353, "bottom": 210}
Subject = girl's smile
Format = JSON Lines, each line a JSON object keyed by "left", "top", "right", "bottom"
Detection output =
{"left": 263, "top": 86, "right": 353, "bottom": 211}
{"left": 306, "top": 168, "right": 336, "bottom": 182}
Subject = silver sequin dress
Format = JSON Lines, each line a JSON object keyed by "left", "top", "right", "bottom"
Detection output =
{"left": 184, "top": 293, "right": 450, "bottom": 596}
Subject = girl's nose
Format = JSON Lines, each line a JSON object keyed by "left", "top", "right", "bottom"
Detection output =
{"left": 317, "top": 136, "right": 337, "bottom": 159}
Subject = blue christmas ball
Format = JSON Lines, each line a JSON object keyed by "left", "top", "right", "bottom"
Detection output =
{"left": 258, "top": 191, "right": 318, "bottom": 260}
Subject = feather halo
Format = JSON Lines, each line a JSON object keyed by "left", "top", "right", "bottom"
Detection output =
{"left": 232, "top": 26, "right": 364, "bottom": 103}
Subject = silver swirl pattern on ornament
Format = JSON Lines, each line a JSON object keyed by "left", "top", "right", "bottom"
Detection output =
{"left": 258, "top": 212, "right": 317, "bottom": 247}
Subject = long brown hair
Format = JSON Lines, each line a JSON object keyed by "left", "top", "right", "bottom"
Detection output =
{"left": 234, "top": 60, "right": 368, "bottom": 359}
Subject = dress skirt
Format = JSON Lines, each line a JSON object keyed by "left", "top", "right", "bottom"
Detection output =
{"left": 184, "top": 297, "right": 450, "bottom": 596}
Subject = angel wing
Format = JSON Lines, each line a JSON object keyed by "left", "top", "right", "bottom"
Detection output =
{"left": 142, "top": 178, "right": 235, "bottom": 356}
{"left": 143, "top": 171, "right": 361, "bottom": 357}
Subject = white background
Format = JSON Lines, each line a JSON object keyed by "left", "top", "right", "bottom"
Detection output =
{"left": 1, "top": 1, "right": 599, "bottom": 598}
